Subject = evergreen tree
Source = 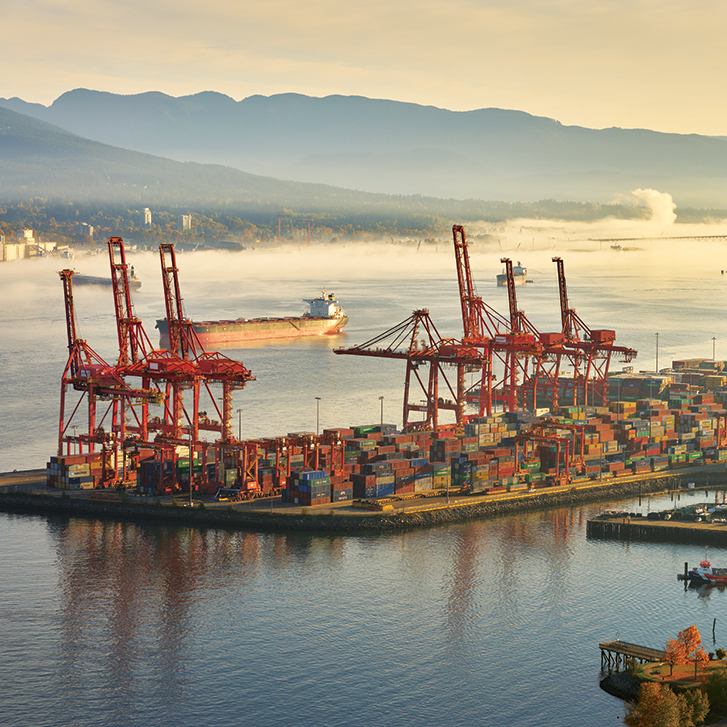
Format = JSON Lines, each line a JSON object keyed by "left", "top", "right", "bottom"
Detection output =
{"left": 705, "top": 669, "right": 727, "bottom": 715}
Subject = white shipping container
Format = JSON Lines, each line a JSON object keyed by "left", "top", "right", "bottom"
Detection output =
{"left": 68, "top": 464, "right": 90, "bottom": 476}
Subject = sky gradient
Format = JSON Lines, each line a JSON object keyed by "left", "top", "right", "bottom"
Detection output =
{"left": 4, "top": 0, "right": 726, "bottom": 135}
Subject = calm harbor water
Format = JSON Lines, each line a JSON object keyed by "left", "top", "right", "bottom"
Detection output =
{"left": 2, "top": 491, "right": 726, "bottom": 727}
{"left": 2, "top": 233, "right": 727, "bottom": 725}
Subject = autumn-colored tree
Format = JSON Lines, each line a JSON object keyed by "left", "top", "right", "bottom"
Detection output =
{"left": 677, "top": 626, "right": 710, "bottom": 679}
{"left": 624, "top": 682, "right": 708, "bottom": 727}
{"left": 664, "top": 638, "right": 687, "bottom": 676}
{"left": 690, "top": 647, "right": 710, "bottom": 679}
{"left": 679, "top": 626, "right": 703, "bottom": 655}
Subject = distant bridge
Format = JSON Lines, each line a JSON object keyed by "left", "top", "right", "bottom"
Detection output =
{"left": 590, "top": 235, "right": 727, "bottom": 243}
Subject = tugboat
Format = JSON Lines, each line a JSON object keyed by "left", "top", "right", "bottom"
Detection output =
{"left": 687, "top": 560, "right": 727, "bottom": 584}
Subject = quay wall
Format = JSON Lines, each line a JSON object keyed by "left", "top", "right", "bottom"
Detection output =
{"left": 1, "top": 471, "right": 720, "bottom": 533}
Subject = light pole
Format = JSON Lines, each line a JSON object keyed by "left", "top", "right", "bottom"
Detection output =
{"left": 713, "top": 337, "right": 717, "bottom": 361}
{"left": 188, "top": 428, "right": 193, "bottom": 507}
{"left": 379, "top": 396, "right": 384, "bottom": 427}
{"left": 655, "top": 332, "right": 659, "bottom": 373}
{"left": 237, "top": 408, "right": 242, "bottom": 441}
{"left": 315, "top": 397, "right": 321, "bottom": 435}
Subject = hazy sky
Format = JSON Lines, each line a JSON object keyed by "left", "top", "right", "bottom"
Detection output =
{"left": 4, "top": 0, "right": 726, "bottom": 135}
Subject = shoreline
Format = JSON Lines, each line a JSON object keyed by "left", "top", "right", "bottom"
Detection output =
{"left": 2, "top": 468, "right": 724, "bottom": 533}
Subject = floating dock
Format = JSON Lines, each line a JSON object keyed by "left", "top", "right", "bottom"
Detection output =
{"left": 587, "top": 510, "right": 727, "bottom": 545}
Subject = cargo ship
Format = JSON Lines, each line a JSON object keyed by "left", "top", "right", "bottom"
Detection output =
{"left": 496, "top": 262, "right": 527, "bottom": 287}
{"left": 156, "top": 289, "right": 348, "bottom": 349}
{"left": 72, "top": 267, "right": 141, "bottom": 289}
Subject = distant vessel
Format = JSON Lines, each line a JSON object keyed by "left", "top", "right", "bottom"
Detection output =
{"left": 156, "top": 289, "right": 349, "bottom": 349}
{"left": 496, "top": 261, "right": 527, "bottom": 287}
{"left": 72, "top": 266, "right": 141, "bottom": 289}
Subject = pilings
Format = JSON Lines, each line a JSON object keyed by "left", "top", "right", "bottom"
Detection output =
{"left": 599, "top": 640, "right": 665, "bottom": 673}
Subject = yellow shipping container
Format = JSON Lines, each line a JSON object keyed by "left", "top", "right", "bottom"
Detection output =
{"left": 704, "top": 375, "right": 727, "bottom": 389}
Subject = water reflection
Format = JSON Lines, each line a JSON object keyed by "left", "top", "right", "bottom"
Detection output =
{"left": 689, "top": 582, "right": 727, "bottom": 600}
{"left": 444, "top": 526, "right": 483, "bottom": 659}
{"left": 51, "top": 517, "right": 309, "bottom": 717}
{"left": 50, "top": 516, "right": 356, "bottom": 708}
{"left": 20, "top": 489, "right": 727, "bottom": 727}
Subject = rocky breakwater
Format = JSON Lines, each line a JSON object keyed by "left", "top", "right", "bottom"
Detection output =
{"left": 0, "top": 474, "right": 685, "bottom": 534}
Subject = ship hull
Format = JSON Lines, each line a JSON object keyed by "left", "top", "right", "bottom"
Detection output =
{"left": 73, "top": 274, "right": 141, "bottom": 289}
{"left": 496, "top": 274, "right": 526, "bottom": 287}
{"left": 157, "top": 316, "right": 348, "bottom": 349}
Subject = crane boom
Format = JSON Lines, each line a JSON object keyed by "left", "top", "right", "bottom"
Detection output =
{"left": 160, "top": 243, "right": 200, "bottom": 358}
{"left": 109, "top": 237, "right": 152, "bottom": 365}
{"left": 59, "top": 269, "right": 78, "bottom": 356}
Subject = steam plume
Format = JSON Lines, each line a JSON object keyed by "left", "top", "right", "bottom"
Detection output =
{"left": 632, "top": 188, "right": 677, "bottom": 226}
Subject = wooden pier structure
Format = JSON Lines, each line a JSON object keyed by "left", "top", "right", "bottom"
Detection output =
{"left": 599, "top": 640, "right": 665, "bottom": 672}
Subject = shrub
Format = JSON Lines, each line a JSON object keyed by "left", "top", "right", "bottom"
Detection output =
{"left": 716, "top": 648, "right": 726, "bottom": 660}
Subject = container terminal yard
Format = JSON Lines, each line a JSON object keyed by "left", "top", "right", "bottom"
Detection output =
{"left": 3, "top": 227, "right": 727, "bottom": 531}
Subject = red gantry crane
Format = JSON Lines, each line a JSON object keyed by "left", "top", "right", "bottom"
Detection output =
{"left": 553, "top": 256, "right": 637, "bottom": 406}
{"left": 158, "top": 243, "right": 257, "bottom": 492}
{"left": 335, "top": 309, "right": 483, "bottom": 432}
{"left": 452, "top": 226, "right": 548, "bottom": 413}
{"left": 57, "top": 269, "right": 159, "bottom": 485}
{"left": 498, "top": 257, "right": 587, "bottom": 412}
{"left": 104, "top": 238, "right": 255, "bottom": 492}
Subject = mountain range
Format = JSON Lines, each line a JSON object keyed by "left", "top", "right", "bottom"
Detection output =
{"left": 3, "top": 89, "right": 727, "bottom": 208}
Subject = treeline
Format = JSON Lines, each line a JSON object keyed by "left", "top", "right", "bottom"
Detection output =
{"left": 0, "top": 198, "right": 669, "bottom": 244}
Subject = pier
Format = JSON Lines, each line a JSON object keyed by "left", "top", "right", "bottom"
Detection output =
{"left": 587, "top": 514, "right": 727, "bottom": 546}
{"left": 599, "top": 640, "right": 665, "bottom": 672}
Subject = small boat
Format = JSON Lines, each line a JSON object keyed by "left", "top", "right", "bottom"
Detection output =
{"left": 496, "top": 261, "right": 527, "bottom": 287}
{"left": 687, "top": 560, "right": 727, "bottom": 584}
